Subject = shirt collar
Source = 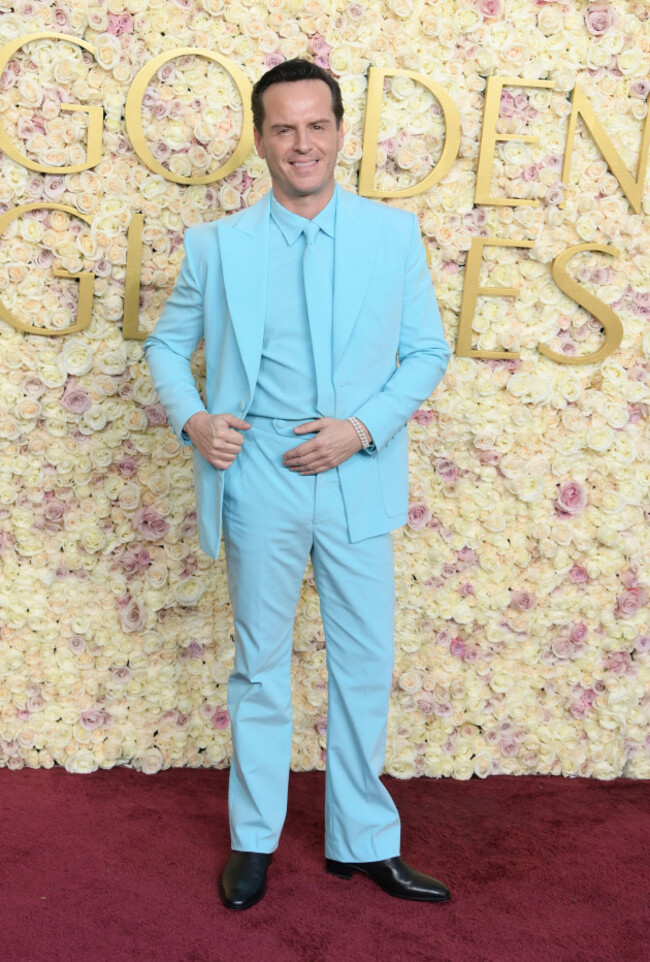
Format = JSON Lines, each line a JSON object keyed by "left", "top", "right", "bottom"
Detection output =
{"left": 270, "top": 186, "right": 337, "bottom": 245}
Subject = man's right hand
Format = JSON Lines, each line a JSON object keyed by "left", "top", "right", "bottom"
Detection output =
{"left": 183, "top": 412, "right": 251, "bottom": 469}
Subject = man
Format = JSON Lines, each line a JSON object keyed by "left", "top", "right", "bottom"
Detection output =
{"left": 144, "top": 59, "right": 451, "bottom": 909}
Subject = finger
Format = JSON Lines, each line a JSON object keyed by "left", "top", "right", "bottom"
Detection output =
{"left": 220, "top": 414, "right": 251, "bottom": 430}
{"left": 209, "top": 434, "right": 243, "bottom": 450}
{"left": 283, "top": 438, "right": 323, "bottom": 462}
{"left": 219, "top": 428, "right": 245, "bottom": 444}
{"left": 292, "top": 419, "right": 323, "bottom": 434}
{"left": 290, "top": 454, "right": 331, "bottom": 473}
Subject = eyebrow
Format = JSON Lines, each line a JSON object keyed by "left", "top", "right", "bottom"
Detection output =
{"left": 269, "top": 118, "right": 332, "bottom": 130}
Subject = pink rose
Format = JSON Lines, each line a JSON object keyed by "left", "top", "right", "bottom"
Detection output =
{"left": 348, "top": 3, "right": 365, "bottom": 19}
{"left": 584, "top": 4, "right": 617, "bottom": 35}
{"left": 570, "top": 622, "right": 588, "bottom": 644}
{"left": 551, "top": 636, "right": 575, "bottom": 659}
{"left": 462, "top": 645, "right": 480, "bottom": 662}
{"left": 510, "top": 589, "right": 536, "bottom": 610}
{"left": 120, "top": 551, "right": 139, "bottom": 574}
{"left": 116, "top": 457, "right": 138, "bottom": 477}
{"left": 43, "top": 176, "right": 66, "bottom": 199}
{"left": 186, "top": 640, "right": 203, "bottom": 658}
{"left": 61, "top": 382, "right": 92, "bottom": 414}
{"left": 555, "top": 480, "right": 588, "bottom": 516}
{"left": 417, "top": 692, "right": 435, "bottom": 714}
{"left": 499, "top": 736, "right": 518, "bottom": 757}
{"left": 119, "top": 597, "right": 147, "bottom": 633}
{"left": 630, "top": 79, "right": 650, "bottom": 99}
{"left": 457, "top": 546, "right": 478, "bottom": 564}
{"left": 79, "top": 710, "right": 107, "bottom": 730}
{"left": 450, "top": 638, "right": 466, "bottom": 658}
{"left": 435, "top": 459, "right": 459, "bottom": 483}
{"left": 43, "top": 498, "right": 66, "bottom": 523}
{"left": 212, "top": 708, "right": 230, "bottom": 729}
{"left": 604, "top": 651, "right": 633, "bottom": 675}
{"left": 500, "top": 89, "right": 516, "bottom": 117}
{"left": 118, "top": 13, "right": 134, "bottom": 33}
{"left": 570, "top": 564, "right": 589, "bottom": 584}
{"left": 110, "top": 666, "right": 133, "bottom": 684}
{"left": 132, "top": 505, "right": 169, "bottom": 541}
{"left": 410, "top": 409, "right": 434, "bottom": 426}
{"left": 615, "top": 586, "right": 647, "bottom": 618}
{"left": 570, "top": 696, "right": 592, "bottom": 719}
{"left": 477, "top": 0, "right": 502, "bottom": 18}
{"left": 310, "top": 35, "right": 331, "bottom": 55}
{"left": 634, "top": 634, "right": 650, "bottom": 653}
{"left": 144, "top": 403, "right": 168, "bottom": 426}
{"left": 408, "top": 502, "right": 431, "bottom": 530}
{"left": 52, "top": 6, "right": 69, "bottom": 28}
{"left": 264, "top": 53, "right": 285, "bottom": 69}
{"left": 521, "top": 164, "right": 539, "bottom": 182}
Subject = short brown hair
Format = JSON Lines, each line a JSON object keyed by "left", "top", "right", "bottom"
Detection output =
{"left": 251, "top": 58, "right": 344, "bottom": 132}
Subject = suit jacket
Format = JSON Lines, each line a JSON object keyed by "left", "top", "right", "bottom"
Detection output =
{"left": 143, "top": 185, "right": 450, "bottom": 560}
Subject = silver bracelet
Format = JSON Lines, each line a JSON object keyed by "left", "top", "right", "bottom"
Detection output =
{"left": 347, "top": 415, "right": 372, "bottom": 449}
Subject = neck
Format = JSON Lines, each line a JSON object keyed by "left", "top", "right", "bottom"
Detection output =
{"left": 271, "top": 183, "right": 335, "bottom": 220}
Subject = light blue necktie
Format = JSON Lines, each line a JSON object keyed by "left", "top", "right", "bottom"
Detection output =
{"left": 302, "top": 221, "right": 335, "bottom": 418}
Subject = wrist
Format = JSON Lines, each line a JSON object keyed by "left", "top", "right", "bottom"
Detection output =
{"left": 183, "top": 411, "right": 208, "bottom": 437}
{"left": 347, "top": 415, "right": 372, "bottom": 450}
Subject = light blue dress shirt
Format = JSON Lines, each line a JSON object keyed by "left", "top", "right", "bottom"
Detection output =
{"left": 247, "top": 189, "right": 336, "bottom": 419}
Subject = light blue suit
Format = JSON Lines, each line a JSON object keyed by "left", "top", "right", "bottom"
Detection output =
{"left": 144, "top": 185, "right": 450, "bottom": 860}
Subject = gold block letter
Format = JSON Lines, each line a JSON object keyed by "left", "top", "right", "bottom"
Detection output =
{"left": 0, "top": 204, "right": 94, "bottom": 336}
{"left": 0, "top": 33, "right": 102, "bottom": 174}
{"left": 539, "top": 243, "right": 622, "bottom": 365}
{"left": 123, "top": 213, "right": 144, "bottom": 340}
{"left": 126, "top": 49, "right": 253, "bottom": 185}
{"left": 561, "top": 84, "right": 650, "bottom": 214}
{"left": 456, "top": 237, "right": 533, "bottom": 359}
{"left": 358, "top": 67, "right": 461, "bottom": 198}
{"left": 475, "top": 76, "right": 554, "bottom": 207}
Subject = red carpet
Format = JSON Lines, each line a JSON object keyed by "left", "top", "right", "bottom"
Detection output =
{"left": 2, "top": 768, "right": 648, "bottom": 962}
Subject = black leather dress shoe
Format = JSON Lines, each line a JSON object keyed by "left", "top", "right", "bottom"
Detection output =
{"left": 325, "top": 856, "right": 450, "bottom": 902}
{"left": 218, "top": 851, "right": 272, "bottom": 909}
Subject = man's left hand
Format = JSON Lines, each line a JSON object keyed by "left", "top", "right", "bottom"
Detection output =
{"left": 283, "top": 418, "right": 371, "bottom": 474}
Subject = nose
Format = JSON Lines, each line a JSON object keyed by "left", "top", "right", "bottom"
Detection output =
{"left": 293, "top": 126, "right": 311, "bottom": 152}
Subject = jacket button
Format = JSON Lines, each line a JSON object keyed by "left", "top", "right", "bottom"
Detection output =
{"left": 239, "top": 401, "right": 245, "bottom": 411}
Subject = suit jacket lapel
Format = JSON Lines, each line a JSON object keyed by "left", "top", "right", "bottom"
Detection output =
{"left": 218, "top": 192, "right": 270, "bottom": 399}
{"left": 333, "top": 186, "right": 383, "bottom": 371}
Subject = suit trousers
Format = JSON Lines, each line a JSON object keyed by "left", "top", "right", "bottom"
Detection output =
{"left": 221, "top": 415, "right": 401, "bottom": 861}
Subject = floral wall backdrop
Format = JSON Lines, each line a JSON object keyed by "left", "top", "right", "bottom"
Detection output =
{"left": 0, "top": 0, "right": 649, "bottom": 778}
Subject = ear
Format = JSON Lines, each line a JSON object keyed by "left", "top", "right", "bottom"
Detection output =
{"left": 337, "top": 122, "right": 345, "bottom": 151}
{"left": 253, "top": 127, "right": 264, "bottom": 159}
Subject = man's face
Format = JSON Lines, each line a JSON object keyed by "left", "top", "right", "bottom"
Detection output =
{"left": 253, "top": 79, "right": 344, "bottom": 213}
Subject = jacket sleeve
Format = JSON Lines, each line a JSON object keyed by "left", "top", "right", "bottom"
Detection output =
{"left": 351, "top": 213, "right": 450, "bottom": 454}
{"left": 142, "top": 229, "right": 207, "bottom": 446}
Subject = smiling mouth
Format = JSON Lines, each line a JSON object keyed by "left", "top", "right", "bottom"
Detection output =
{"left": 290, "top": 160, "right": 318, "bottom": 168}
